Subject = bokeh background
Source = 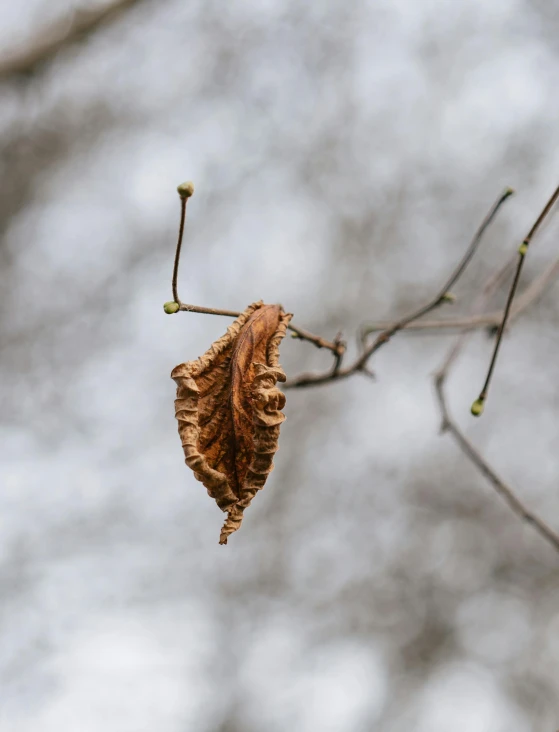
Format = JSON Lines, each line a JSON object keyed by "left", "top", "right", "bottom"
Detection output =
{"left": 1, "top": 1, "right": 559, "bottom": 730}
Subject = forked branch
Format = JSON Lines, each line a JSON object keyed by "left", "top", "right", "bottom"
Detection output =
{"left": 163, "top": 182, "right": 345, "bottom": 357}
{"left": 285, "top": 188, "right": 514, "bottom": 388}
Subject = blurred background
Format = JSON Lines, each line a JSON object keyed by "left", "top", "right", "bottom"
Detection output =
{"left": 1, "top": 1, "right": 559, "bottom": 730}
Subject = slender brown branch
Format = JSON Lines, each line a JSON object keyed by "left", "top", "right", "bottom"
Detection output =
{"left": 289, "top": 324, "right": 346, "bottom": 354}
{"left": 433, "top": 376, "right": 559, "bottom": 553}
{"left": 179, "top": 304, "right": 241, "bottom": 318}
{"left": 472, "top": 184, "right": 559, "bottom": 415}
{"left": 172, "top": 192, "right": 190, "bottom": 305}
{"left": 398, "top": 187, "right": 515, "bottom": 326}
{"left": 286, "top": 188, "right": 514, "bottom": 388}
{"left": 0, "top": 0, "right": 145, "bottom": 78}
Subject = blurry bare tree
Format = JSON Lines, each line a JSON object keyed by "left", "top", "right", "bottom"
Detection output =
{"left": 1, "top": 2, "right": 559, "bottom": 731}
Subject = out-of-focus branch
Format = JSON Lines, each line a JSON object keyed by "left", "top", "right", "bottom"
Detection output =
{"left": 361, "top": 256, "right": 559, "bottom": 334}
{"left": 0, "top": 0, "right": 145, "bottom": 79}
{"left": 285, "top": 188, "right": 514, "bottom": 388}
{"left": 434, "top": 382, "right": 559, "bottom": 554}
{"left": 433, "top": 258, "right": 559, "bottom": 555}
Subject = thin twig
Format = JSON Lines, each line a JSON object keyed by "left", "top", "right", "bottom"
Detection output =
{"left": 0, "top": 0, "right": 144, "bottom": 78}
{"left": 286, "top": 188, "right": 514, "bottom": 388}
{"left": 472, "top": 184, "right": 559, "bottom": 415}
{"left": 433, "top": 378, "right": 559, "bottom": 553}
{"left": 177, "top": 302, "right": 344, "bottom": 353}
{"left": 289, "top": 324, "right": 345, "bottom": 353}
{"left": 165, "top": 183, "right": 345, "bottom": 356}
{"left": 172, "top": 193, "right": 189, "bottom": 305}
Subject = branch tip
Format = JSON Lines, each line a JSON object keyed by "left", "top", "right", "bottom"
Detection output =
{"left": 177, "top": 181, "right": 195, "bottom": 198}
{"left": 164, "top": 301, "right": 180, "bottom": 314}
{"left": 470, "top": 398, "right": 484, "bottom": 417}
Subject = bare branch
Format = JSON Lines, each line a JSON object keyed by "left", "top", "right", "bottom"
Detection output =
{"left": 0, "top": 0, "right": 145, "bottom": 79}
{"left": 172, "top": 182, "right": 194, "bottom": 304}
{"left": 286, "top": 189, "right": 513, "bottom": 388}
{"left": 162, "top": 171, "right": 559, "bottom": 555}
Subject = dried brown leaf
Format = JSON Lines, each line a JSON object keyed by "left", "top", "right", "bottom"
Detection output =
{"left": 171, "top": 301, "right": 292, "bottom": 544}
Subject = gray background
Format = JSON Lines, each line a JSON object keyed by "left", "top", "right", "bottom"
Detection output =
{"left": 1, "top": 1, "right": 559, "bottom": 730}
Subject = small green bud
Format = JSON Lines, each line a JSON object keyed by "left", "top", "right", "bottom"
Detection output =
{"left": 163, "top": 301, "right": 180, "bottom": 314}
{"left": 177, "top": 181, "right": 194, "bottom": 198}
{"left": 518, "top": 241, "right": 528, "bottom": 256}
{"left": 441, "top": 292, "right": 456, "bottom": 303}
{"left": 470, "top": 398, "right": 484, "bottom": 417}
{"left": 504, "top": 187, "right": 515, "bottom": 197}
